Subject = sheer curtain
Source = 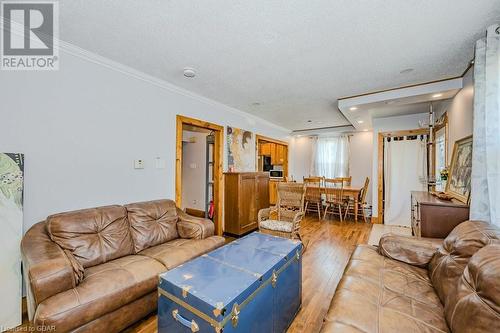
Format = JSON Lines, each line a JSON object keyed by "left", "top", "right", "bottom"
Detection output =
{"left": 471, "top": 24, "right": 500, "bottom": 227}
{"left": 310, "top": 136, "right": 349, "bottom": 178}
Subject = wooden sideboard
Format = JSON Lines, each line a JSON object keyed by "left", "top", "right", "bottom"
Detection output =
{"left": 411, "top": 191, "right": 470, "bottom": 238}
{"left": 224, "top": 172, "right": 270, "bottom": 236}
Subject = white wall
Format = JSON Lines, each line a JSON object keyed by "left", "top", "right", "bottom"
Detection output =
{"left": 447, "top": 67, "right": 474, "bottom": 160}
{"left": 288, "top": 136, "right": 313, "bottom": 181}
{"left": 349, "top": 132, "right": 374, "bottom": 204}
{"left": 0, "top": 44, "right": 289, "bottom": 232}
{"left": 371, "top": 113, "right": 429, "bottom": 217}
{"left": 288, "top": 132, "right": 374, "bottom": 203}
{"left": 181, "top": 131, "right": 208, "bottom": 211}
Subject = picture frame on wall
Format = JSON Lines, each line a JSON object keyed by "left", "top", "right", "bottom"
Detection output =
{"left": 445, "top": 135, "right": 473, "bottom": 204}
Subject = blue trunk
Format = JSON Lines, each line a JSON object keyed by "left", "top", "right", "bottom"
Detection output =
{"left": 158, "top": 232, "right": 302, "bottom": 333}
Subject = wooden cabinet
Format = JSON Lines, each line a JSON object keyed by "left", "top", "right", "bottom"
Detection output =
{"left": 269, "top": 180, "right": 279, "bottom": 205}
{"left": 269, "top": 143, "right": 286, "bottom": 165}
{"left": 260, "top": 143, "right": 271, "bottom": 156}
{"left": 411, "top": 191, "right": 469, "bottom": 238}
{"left": 224, "top": 172, "right": 270, "bottom": 236}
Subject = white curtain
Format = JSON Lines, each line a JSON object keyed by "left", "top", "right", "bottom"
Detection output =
{"left": 384, "top": 138, "right": 427, "bottom": 227}
{"left": 471, "top": 24, "right": 500, "bottom": 227}
{"left": 310, "top": 136, "right": 349, "bottom": 178}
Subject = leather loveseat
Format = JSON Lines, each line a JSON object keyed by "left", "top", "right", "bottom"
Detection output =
{"left": 21, "top": 199, "right": 225, "bottom": 332}
{"left": 321, "top": 220, "right": 500, "bottom": 333}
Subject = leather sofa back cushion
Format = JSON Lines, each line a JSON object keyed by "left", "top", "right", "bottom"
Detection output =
{"left": 444, "top": 244, "right": 500, "bottom": 333}
{"left": 47, "top": 205, "right": 134, "bottom": 268}
{"left": 125, "top": 200, "right": 179, "bottom": 253}
{"left": 428, "top": 220, "right": 500, "bottom": 304}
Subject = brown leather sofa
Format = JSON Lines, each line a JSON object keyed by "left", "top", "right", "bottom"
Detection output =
{"left": 21, "top": 199, "right": 225, "bottom": 332}
{"left": 321, "top": 220, "right": 500, "bottom": 333}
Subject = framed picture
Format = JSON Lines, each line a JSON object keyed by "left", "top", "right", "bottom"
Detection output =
{"left": 446, "top": 135, "right": 473, "bottom": 203}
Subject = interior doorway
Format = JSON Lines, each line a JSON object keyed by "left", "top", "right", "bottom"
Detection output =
{"left": 377, "top": 128, "right": 429, "bottom": 224}
{"left": 175, "top": 115, "right": 223, "bottom": 235}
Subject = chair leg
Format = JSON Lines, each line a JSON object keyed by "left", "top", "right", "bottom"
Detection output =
{"left": 338, "top": 204, "right": 343, "bottom": 223}
{"left": 304, "top": 202, "right": 309, "bottom": 214}
{"left": 323, "top": 204, "right": 328, "bottom": 220}
{"left": 317, "top": 202, "right": 321, "bottom": 220}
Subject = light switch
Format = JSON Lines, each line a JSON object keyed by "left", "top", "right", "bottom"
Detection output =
{"left": 134, "top": 159, "right": 145, "bottom": 169}
{"left": 155, "top": 157, "right": 166, "bottom": 169}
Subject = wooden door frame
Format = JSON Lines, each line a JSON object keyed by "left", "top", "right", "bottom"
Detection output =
{"left": 176, "top": 115, "right": 224, "bottom": 236}
{"left": 255, "top": 134, "right": 289, "bottom": 178}
{"left": 377, "top": 128, "right": 429, "bottom": 224}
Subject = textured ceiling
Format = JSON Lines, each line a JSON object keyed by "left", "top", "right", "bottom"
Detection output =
{"left": 59, "top": 0, "right": 500, "bottom": 131}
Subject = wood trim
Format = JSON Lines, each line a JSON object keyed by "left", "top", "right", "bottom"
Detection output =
{"left": 379, "top": 128, "right": 429, "bottom": 138}
{"left": 377, "top": 128, "right": 430, "bottom": 224}
{"left": 255, "top": 134, "right": 289, "bottom": 146}
{"left": 175, "top": 115, "right": 224, "bottom": 235}
{"left": 377, "top": 133, "right": 384, "bottom": 224}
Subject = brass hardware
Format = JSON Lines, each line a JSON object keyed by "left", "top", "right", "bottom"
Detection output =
{"left": 182, "top": 285, "right": 192, "bottom": 298}
{"left": 191, "top": 320, "right": 200, "bottom": 332}
{"left": 172, "top": 309, "right": 179, "bottom": 319}
{"left": 271, "top": 270, "right": 278, "bottom": 288}
{"left": 231, "top": 303, "right": 240, "bottom": 328}
{"left": 213, "top": 302, "right": 224, "bottom": 317}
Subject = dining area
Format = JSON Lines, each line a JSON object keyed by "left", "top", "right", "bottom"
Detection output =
{"left": 257, "top": 175, "right": 371, "bottom": 241}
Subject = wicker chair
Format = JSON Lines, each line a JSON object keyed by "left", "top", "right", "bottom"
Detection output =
{"left": 258, "top": 182, "right": 306, "bottom": 240}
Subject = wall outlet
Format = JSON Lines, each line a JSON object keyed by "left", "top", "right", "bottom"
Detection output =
{"left": 134, "top": 159, "right": 145, "bottom": 169}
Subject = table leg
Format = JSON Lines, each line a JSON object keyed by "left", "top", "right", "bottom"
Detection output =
{"left": 354, "top": 197, "right": 358, "bottom": 222}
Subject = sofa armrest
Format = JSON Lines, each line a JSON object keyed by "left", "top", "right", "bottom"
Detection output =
{"left": 176, "top": 208, "right": 215, "bottom": 239}
{"left": 21, "top": 222, "right": 83, "bottom": 318}
{"left": 378, "top": 234, "right": 443, "bottom": 268}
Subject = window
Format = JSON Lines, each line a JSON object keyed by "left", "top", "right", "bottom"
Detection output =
{"left": 311, "top": 136, "right": 349, "bottom": 178}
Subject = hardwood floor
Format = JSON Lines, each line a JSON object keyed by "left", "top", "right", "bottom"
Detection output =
{"left": 126, "top": 215, "right": 372, "bottom": 333}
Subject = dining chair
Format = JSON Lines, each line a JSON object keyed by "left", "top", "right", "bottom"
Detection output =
{"left": 344, "top": 177, "right": 370, "bottom": 223}
{"left": 303, "top": 176, "right": 323, "bottom": 219}
{"left": 323, "top": 178, "right": 346, "bottom": 221}
{"left": 338, "top": 176, "right": 352, "bottom": 186}
{"left": 258, "top": 182, "right": 306, "bottom": 240}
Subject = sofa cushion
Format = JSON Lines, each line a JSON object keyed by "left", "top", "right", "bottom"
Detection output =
{"left": 47, "top": 205, "right": 134, "bottom": 268}
{"left": 34, "top": 255, "right": 165, "bottom": 332}
{"left": 428, "top": 221, "right": 500, "bottom": 304}
{"left": 140, "top": 236, "right": 225, "bottom": 270}
{"left": 126, "top": 200, "right": 180, "bottom": 253}
{"left": 444, "top": 244, "right": 500, "bottom": 333}
{"left": 320, "top": 245, "right": 448, "bottom": 333}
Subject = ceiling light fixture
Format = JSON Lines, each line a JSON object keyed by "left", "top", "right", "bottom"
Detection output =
{"left": 349, "top": 107, "right": 358, "bottom": 111}
{"left": 357, "top": 120, "right": 364, "bottom": 124}
{"left": 183, "top": 67, "right": 196, "bottom": 78}
{"left": 307, "top": 120, "right": 312, "bottom": 123}
{"left": 363, "top": 129, "right": 368, "bottom": 132}
{"left": 432, "top": 93, "right": 443, "bottom": 98}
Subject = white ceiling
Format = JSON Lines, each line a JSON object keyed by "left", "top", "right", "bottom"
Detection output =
{"left": 59, "top": 1, "right": 500, "bottom": 131}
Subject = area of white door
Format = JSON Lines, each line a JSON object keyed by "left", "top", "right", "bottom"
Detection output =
{"left": 384, "top": 138, "right": 427, "bottom": 226}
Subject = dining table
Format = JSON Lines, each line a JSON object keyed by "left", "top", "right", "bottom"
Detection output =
{"left": 302, "top": 184, "right": 363, "bottom": 221}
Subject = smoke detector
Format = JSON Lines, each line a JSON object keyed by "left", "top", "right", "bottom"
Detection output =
{"left": 183, "top": 67, "right": 196, "bottom": 78}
